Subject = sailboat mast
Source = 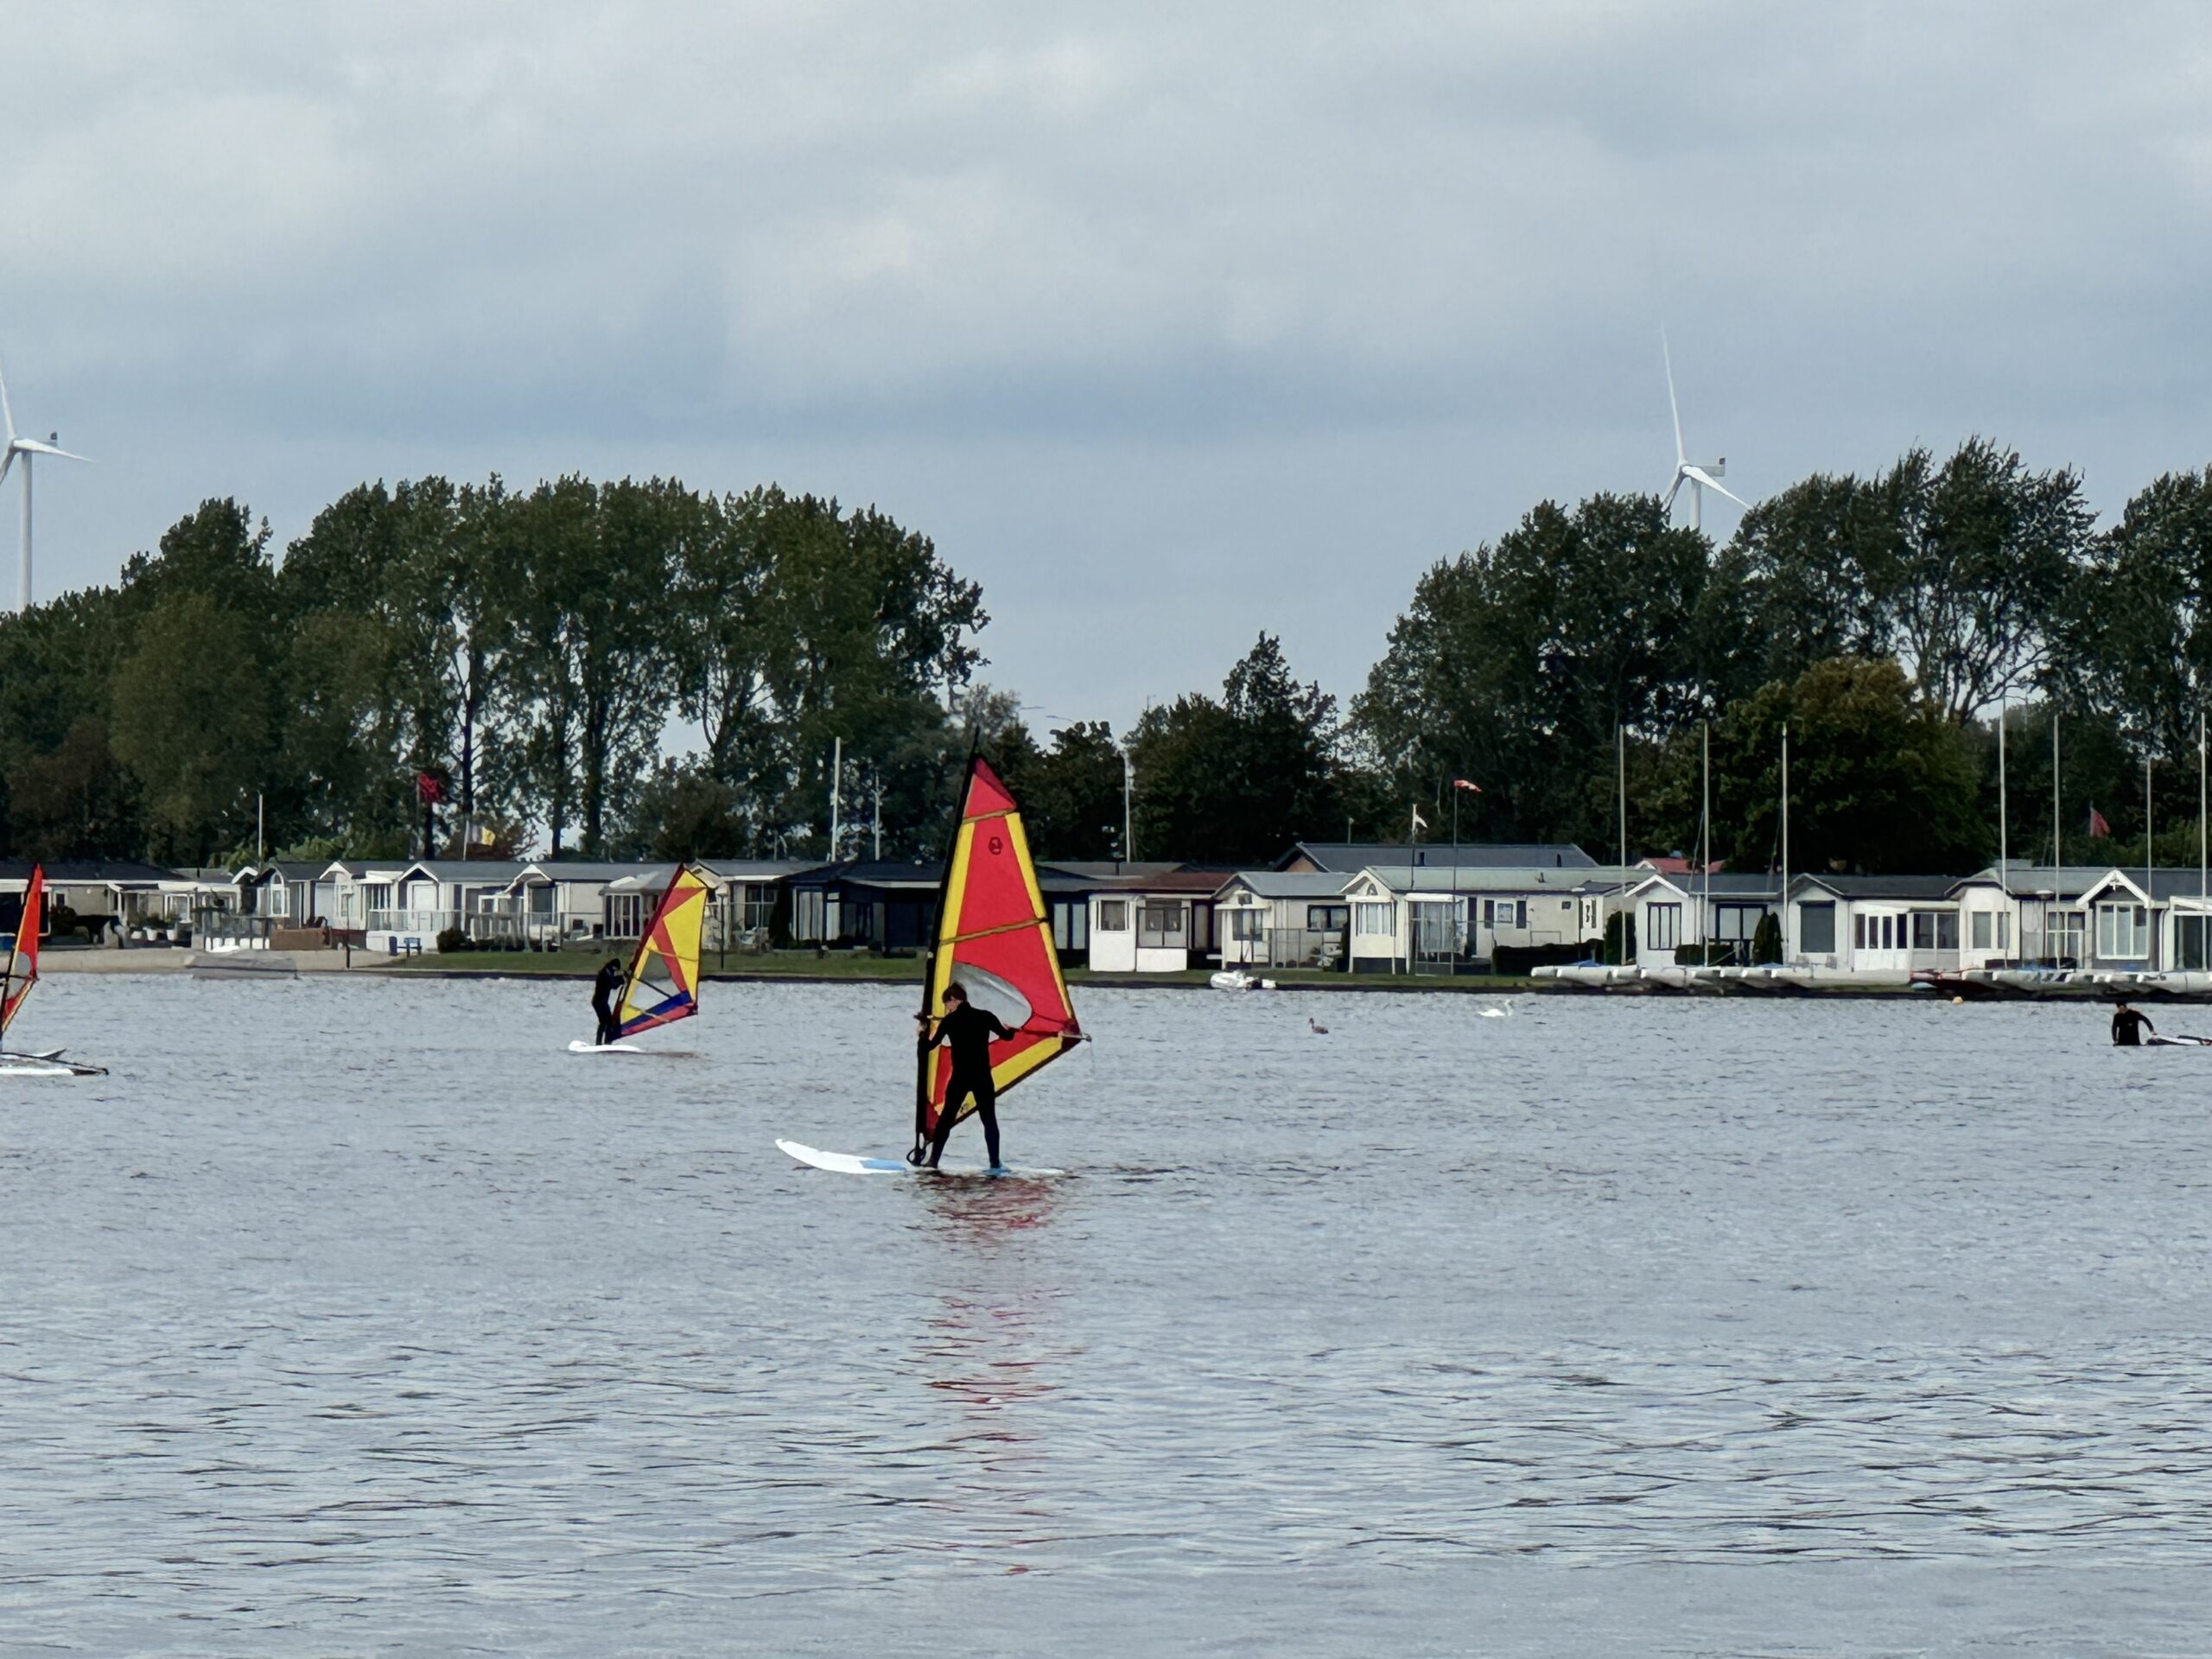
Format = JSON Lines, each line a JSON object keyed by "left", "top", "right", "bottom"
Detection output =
{"left": 1997, "top": 699, "right": 2008, "bottom": 893}
{"left": 2052, "top": 712, "right": 2061, "bottom": 868}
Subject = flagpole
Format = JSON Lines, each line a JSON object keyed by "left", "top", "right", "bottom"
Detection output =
{"left": 1618, "top": 724, "right": 1627, "bottom": 868}
{"left": 2147, "top": 748, "right": 2155, "bottom": 967}
{"left": 2052, "top": 711, "right": 2061, "bottom": 868}
{"left": 1780, "top": 723, "right": 1790, "bottom": 965}
{"left": 1997, "top": 699, "right": 2007, "bottom": 892}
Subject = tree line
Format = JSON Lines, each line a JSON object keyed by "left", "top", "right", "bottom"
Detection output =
{"left": 2, "top": 442, "right": 2208, "bottom": 874}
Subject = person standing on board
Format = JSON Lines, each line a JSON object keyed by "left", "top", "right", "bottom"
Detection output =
{"left": 591, "top": 957, "right": 625, "bottom": 1046}
{"left": 915, "top": 983, "right": 1015, "bottom": 1169}
{"left": 2112, "top": 1000, "right": 2156, "bottom": 1046}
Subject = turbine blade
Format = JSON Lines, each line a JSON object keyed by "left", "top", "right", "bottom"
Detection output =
{"left": 1684, "top": 467, "right": 1750, "bottom": 509}
{"left": 0, "top": 349, "right": 13, "bottom": 446}
{"left": 1663, "top": 473, "right": 1684, "bottom": 512}
{"left": 0, "top": 451, "right": 10, "bottom": 490}
{"left": 13, "top": 439, "right": 86, "bottom": 461}
{"left": 1662, "top": 326, "right": 1684, "bottom": 466}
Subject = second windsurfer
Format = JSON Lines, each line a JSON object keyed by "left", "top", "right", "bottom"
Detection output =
{"left": 915, "top": 983, "right": 1014, "bottom": 1169}
{"left": 591, "top": 956, "right": 624, "bottom": 1046}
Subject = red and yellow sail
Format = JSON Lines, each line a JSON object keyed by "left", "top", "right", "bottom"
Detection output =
{"left": 2, "top": 867, "right": 43, "bottom": 1039}
{"left": 918, "top": 755, "right": 1082, "bottom": 1135}
{"left": 617, "top": 863, "right": 711, "bottom": 1038}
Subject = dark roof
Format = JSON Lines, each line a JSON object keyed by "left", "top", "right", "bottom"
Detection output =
{"left": 0, "top": 859, "right": 194, "bottom": 884}
{"left": 1636, "top": 871, "right": 1782, "bottom": 899}
{"left": 791, "top": 860, "right": 945, "bottom": 892}
{"left": 1277, "top": 841, "right": 1596, "bottom": 873}
{"left": 1089, "top": 868, "right": 1232, "bottom": 894}
{"left": 1795, "top": 874, "right": 1963, "bottom": 900}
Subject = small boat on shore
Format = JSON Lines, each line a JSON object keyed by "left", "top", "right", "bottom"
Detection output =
{"left": 1210, "top": 969, "right": 1276, "bottom": 992}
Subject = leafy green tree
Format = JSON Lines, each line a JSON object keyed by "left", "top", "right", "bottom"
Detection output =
{"left": 1354, "top": 493, "right": 1718, "bottom": 848}
{"left": 3, "top": 715, "right": 138, "bottom": 860}
{"left": 1700, "top": 657, "right": 1986, "bottom": 875}
{"left": 1130, "top": 633, "right": 1341, "bottom": 863}
{"left": 1001, "top": 720, "right": 1125, "bottom": 860}
{"left": 110, "top": 592, "right": 276, "bottom": 861}
{"left": 2054, "top": 467, "right": 2212, "bottom": 760}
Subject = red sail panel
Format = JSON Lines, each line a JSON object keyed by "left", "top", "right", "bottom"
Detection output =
{"left": 920, "top": 756, "right": 1081, "bottom": 1134}
{"left": 1, "top": 867, "right": 43, "bottom": 1039}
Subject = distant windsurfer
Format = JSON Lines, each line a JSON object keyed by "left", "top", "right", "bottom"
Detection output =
{"left": 914, "top": 983, "right": 1015, "bottom": 1169}
{"left": 591, "top": 957, "right": 624, "bottom": 1046}
{"left": 2112, "top": 1001, "right": 2155, "bottom": 1046}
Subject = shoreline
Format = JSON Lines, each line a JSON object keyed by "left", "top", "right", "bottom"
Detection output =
{"left": 29, "top": 947, "right": 2099, "bottom": 998}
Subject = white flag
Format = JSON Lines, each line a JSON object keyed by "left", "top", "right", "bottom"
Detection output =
{"left": 1412, "top": 805, "right": 1428, "bottom": 833}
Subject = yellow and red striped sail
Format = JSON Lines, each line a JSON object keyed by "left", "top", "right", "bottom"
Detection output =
{"left": 2, "top": 867, "right": 44, "bottom": 1039}
{"left": 918, "top": 756, "right": 1082, "bottom": 1135}
{"left": 617, "top": 863, "right": 711, "bottom": 1038}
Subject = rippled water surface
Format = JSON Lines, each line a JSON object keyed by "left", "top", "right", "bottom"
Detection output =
{"left": 6, "top": 976, "right": 2212, "bottom": 1655}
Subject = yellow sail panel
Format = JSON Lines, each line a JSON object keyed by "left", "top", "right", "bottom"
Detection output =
{"left": 618, "top": 864, "right": 710, "bottom": 1037}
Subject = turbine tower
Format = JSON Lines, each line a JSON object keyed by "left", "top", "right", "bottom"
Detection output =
{"left": 0, "top": 350, "right": 88, "bottom": 614}
{"left": 1661, "top": 330, "right": 1745, "bottom": 532}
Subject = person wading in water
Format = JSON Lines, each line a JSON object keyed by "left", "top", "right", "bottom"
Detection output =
{"left": 914, "top": 982, "right": 1016, "bottom": 1169}
{"left": 591, "top": 957, "right": 625, "bottom": 1046}
{"left": 2112, "top": 1000, "right": 2156, "bottom": 1046}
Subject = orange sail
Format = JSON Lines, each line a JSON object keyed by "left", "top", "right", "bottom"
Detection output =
{"left": 916, "top": 755, "right": 1082, "bottom": 1141}
{"left": 2, "top": 866, "right": 44, "bottom": 1040}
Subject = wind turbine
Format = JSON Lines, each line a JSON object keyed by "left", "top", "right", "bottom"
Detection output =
{"left": 0, "top": 349, "right": 88, "bottom": 614}
{"left": 1661, "top": 330, "right": 1745, "bottom": 532}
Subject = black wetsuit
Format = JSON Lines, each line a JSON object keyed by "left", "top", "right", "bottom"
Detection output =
{"left": 2113, "top": 1007, "right": 2154, "bottom": 1046}
{"left": 924, "top": 1003, "right": 1016, "bottom": 1166}
{"left": 592, "top": 963, "right": 624, "bottom": 1046}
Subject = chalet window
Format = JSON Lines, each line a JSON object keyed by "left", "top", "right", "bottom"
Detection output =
{"left": 1646, "top": 903, "right": 1681, "bottom": 950}
{"left": 1306, "top": 905, "right": 1347, "bottom": 931}
{"left": 1910, "top": 911, "right": 1936, "bottom": 950}
{"left": 1097, "top": 900, "right": 1129, "bottom": 931}
{"left": 2096, "top": 904, "right": 2149, "bottom": 959}
{"left": 2181, "top": 915, "right": 2210, "bottom": 972}
{"left": 1717, "top": 905, "right": 1758, "bottom": 941}
{"left": 1800, "top": 900, "right": 1836, "bottom": 954}
{"left": 1138, "top": 903, "right": 1185, "bottom": 948}
{"left": 1353, "top": 902, "right": 1392, "bottom": 936}
{"left": 1971, "top": 911, "right": 1992, "bottom": 949}
{"left": 1480, "top": 899, "right": 1495, "bottom": 927}
{"left": 1997, "top": 912, "right": 2010, "bottom": 950}
{"left": 1230, "top": 908, "right": 1262, "bottom": 942}
{"left": 1854, "top": 913, "right": 1866, "bottom": 950}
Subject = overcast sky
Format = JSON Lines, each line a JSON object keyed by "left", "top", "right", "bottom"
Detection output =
{"left": 2, "top": 2, "right": 2207, "bottom": 734}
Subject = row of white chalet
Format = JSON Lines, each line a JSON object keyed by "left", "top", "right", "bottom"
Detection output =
{"left": 1616, "top": 861, "right": 2212, "bottom": 980}
{"left": 223, "top": 857, "right": 811, "bottom": 955}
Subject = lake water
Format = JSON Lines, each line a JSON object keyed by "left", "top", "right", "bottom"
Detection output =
{"left": 3, "top": 976, "right": 2211, "bottom": 1656}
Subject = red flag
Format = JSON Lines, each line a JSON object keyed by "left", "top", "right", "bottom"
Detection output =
{"left": 1452, "top": 779, "right": 1481, "bottom": 793}
{"left": 2088, "top": 805, "right": 2111, "bottom": 839}
{"left": 416, "top": 771, "right": 447, "bottom": 804}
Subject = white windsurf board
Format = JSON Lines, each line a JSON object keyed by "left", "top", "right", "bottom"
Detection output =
{"left": 776, "top": 1138, "right": 1064, "bottom": 1178}
{"left": 568, "top": 1039, "right": 645, "bottom": 1054}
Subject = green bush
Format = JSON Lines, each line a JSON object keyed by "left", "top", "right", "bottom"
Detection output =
{"left": 1751, "top": 912, "right": 1783, "bottom": 964}
{"left": 435, "top": 927, "right": 472, "bottom": 954}
{"left": 1603, "top": 912, "right": 1637, "bottom": 965}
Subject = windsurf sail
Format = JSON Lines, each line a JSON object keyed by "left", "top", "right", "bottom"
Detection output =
{"left": 2, "top": 866, "right": 43, "bottom": 1039}
{"left": 616, "top": 863, "right": 712, "bottom": 1038}
{"left": 916, "top": 753, "right": 1083, "bottom": 1147}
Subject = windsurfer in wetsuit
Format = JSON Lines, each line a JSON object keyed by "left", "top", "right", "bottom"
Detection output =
{"left": 2112, "top": 1000, "right": 2156, "bottom": 1046}
{"left": 915, "top": 983, "right": 1017, "bottom": 1169}
{"left": 591, "top": 957, "right": 625, "bottom": 1046}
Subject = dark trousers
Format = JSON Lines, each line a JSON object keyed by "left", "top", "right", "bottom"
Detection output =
{"left": 927, "top": 1070, "right": 1001, "bottom": 1167}
{"left": 594, "top": 1003, "right": 619, "bottom": 1046}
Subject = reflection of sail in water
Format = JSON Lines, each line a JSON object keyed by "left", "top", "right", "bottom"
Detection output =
{"left": 908, "top": 1179, "right": 1071, "bottom": 1562}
